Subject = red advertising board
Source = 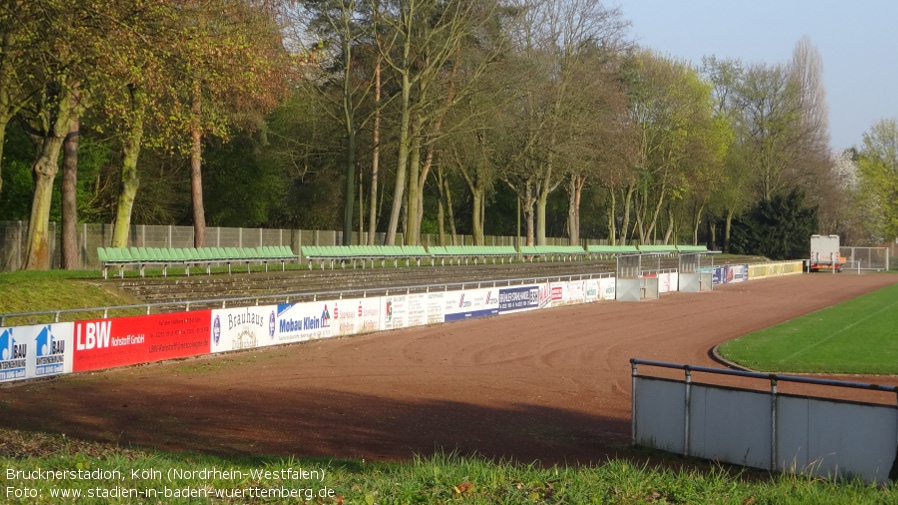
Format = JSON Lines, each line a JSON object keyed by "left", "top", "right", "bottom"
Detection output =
{"left": 73, "top": 311, "right": 211, "bottom": 372}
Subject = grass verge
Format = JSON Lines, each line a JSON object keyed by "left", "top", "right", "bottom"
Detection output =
{"left": 718, "top": 282, "right": 898, "bottom": 374}
{"left": 1, "top": 429, "right": 895, "bottom": 504}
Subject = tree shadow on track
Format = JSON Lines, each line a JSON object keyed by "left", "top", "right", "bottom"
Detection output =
{"left": 0, "top": 378, "right": 629, "bottom": 466}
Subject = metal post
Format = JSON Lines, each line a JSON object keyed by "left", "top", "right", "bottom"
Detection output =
{"left": 684, "top": 367, "right": 692, "bottom": 457}
{"left": 631, "top": 361, "right": 638, "bottom": 444}
{"left": 771, "top": 377, "right": 778, "bottom": 471}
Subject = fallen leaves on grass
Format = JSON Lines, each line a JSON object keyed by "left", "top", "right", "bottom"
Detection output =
{"left": 0, "top": 428, "right": 149, "bottom": 460}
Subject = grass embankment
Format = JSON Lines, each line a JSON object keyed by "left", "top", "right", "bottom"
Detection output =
{"left": 0, "top": 270, "right": 144, "bottom": 325}
{"left": 2, "top": 430, "right": 895, "bottom": 505}
{"left": 719, "top": 281, "right": 898, "bottom": 374}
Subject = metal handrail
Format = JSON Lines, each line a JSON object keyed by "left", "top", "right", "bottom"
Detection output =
{"left": 1, "top": 271, "right": 614, "bottom": 325}
{"left": 630, "top": 358, "right": 898, "bottom": 395}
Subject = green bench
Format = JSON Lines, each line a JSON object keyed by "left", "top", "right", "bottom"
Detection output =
{"left": 428, "top": 245, "right": 518, "bottom": 265}
{"left": 97, "top": 246, "right": 296, "bottom": 278}
{"left": 302, "top": 245, "right": 432, "bottom": 269}
{"left": 519, "top": 245, "right": 587, "bottom": 262}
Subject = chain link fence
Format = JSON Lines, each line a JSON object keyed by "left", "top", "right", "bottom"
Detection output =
{"left": 839, "top": 246, "right": 891, "bottom": 271}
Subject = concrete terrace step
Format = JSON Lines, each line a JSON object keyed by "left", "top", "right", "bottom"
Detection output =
{"left": 109, "top": 260, "right": 628, "bottom": 308}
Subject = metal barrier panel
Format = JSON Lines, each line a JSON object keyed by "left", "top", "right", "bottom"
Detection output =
{"left": 679, "top": 273, "right": 701, "bottom": 292}
{"left": 615, "top": 278, "right": 641, "bottom": 302}
{"left": 700, "top": 271, "right": 713, "bottom": 291}
{"left": 633, "top": 377, "right": 685, "bottom": 453}
{"left": 631, "top": 360, "right": 898, "bottom": 484}
{"left": 640, "top": 276, "right": 659, "bottom": 300}
{"left": 777, "top": 395, "right": 898, "bottom": 480}
{"left": 689, "top": 385, "right": 772, "bottom": 470}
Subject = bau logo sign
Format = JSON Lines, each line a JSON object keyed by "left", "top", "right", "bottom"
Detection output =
{"left": 34, "top": 325, "right": 66, "bottom": 376}
{"left": 0, "top": 328, "right": 27, "bottom": 381}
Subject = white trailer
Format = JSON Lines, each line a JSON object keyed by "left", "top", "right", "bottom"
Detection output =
{"left": 809, "top": 234, "right": 844, "bottom": 272}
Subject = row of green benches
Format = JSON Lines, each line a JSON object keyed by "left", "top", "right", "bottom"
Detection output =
{"left": 302, "top": 244, "right": 709, "bottom": 269}
{"left": 98, "top": 243, "right": 710, "bottom": 277}
{"left": 98, "top": 246, "right": 296, "bottom": 278}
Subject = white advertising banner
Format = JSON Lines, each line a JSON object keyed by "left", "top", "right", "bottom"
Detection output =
{"left": 276, "top": 301, "right": 335, "bottom": 344}
{"left": 382, "top": 295, "right": 408, "bottom": 331}
{"left": 585, "top": 279, "right": 600, "bottom": 303}
{"left": 330, "top": 297, "right": 382, "bottom": 336}
{"left": 0, "top": 323, "right": 74, "bottom": 382}
{"left": 426, "top": 292, "right": 445, "bottom": 324}
{"left": 549, "top": 280, "right": 586, "bottom": 306}
{"left": 406, "top": 293, "right": 428, "bottom": 327}
{"left": 498, "top": 284, "right": 546, "bottom": 314}
{"left": 599, "top": 277, "right": 616, "bottom": 300}
{"left": 658, "top": 273, "right": 671, "bottom": 294}
{"left": 211, "top": 306, "right": 278, "bottom": 353}
{"left": 444, "top": 288, "right": 499, "bottom": 322}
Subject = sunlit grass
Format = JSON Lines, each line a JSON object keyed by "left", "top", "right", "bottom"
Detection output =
{"left": 719, "top": 282, "right": 898, "bottom": 374}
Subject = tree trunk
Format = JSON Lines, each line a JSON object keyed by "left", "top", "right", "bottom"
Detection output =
{"left": 692, "top": 202, "right": 704, "bottom": 246}
{"left": 647, "top": 193, "right": 665, "bottom": 242}
{"left": 536, "top": 186, "right": 548, "bottom": 246}
{"left": 385, "top": 45, "right": 412, "bottom": 246}
{"left": 358, "top": 169, "right": 364, "bottom": 241}
{"left": 471, "top": 188, "right": 484, "bottom": 245}
{"left": 24, "top": 137, "right": 67, "bottom": 269}
{"left": 607, "top": 190, "right": 616, "bottom": 246}
{"left": 23, "top": 85, "right": 79, "bottom": 270}
{"left": 190, "top": 127, "right": 205, "bottom": 248}
{"left": 567, "top": 174, "right": 584, "bottom": 245}
{"left": 342, "top": 124, "right": 356, "bottom": 245}
{"left": 405, "top": 134, "right": 421, "bottom": 245}
{"left": 415, "top": 139, "right": 435, "bottom": 241}
{"left": 341, "top": 31, "right": 356, "bottom": 246}
{"left": 663, "top": 206, "right": 674, "bottom": 245}
{"left": 436, "top": 164, "right": 448, "bottom": 246}
{"left": 445, "top": 176, "right": 458, "bottom": 245}
{"left": 367, "top": 57, "right": 381, "bottom": 246}
{"left": 0, "top": 116, "right": 9, "bottom": 197}
{"left": 190, "top": 86, "right": 206, "bottom": 248}
{"left": 619, "top": 185, "right": 635, "bottom": 245}
{"left": 112, "top": 97, "right": 145, "bottom": 248}
{"left": 524, "top": 183, "right": 536, "bottom": 247}
{"left": 61, "top": 118, "right": 80, "bottom": 270}
{"left": 724, "top": 209, "right": 734, "bottom": 253}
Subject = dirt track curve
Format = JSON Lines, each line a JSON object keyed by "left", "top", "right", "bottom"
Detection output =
{"left": 2, "top": 273, "right": 896, "bottom": 466}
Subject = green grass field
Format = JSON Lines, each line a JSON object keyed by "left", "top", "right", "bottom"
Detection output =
{"left": 719, "top": 281, "right": 898, "bottom": 374}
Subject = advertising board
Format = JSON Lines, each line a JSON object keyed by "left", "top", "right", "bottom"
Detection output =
{"left": 329, "top": 297, "right": 381, "bottom": 336}
{"left": 444, "top": 288, "right": 499, "bottom": 322}
{"left": 0, "top": 324, "right": 71, "bottom": 382}
{"left": 211, "top": 306, "right": 278, "bottom": 353}
{"left": 276, "top": 301, "right": 335, "bottom": 344}
{"left": 498, "top": 285, "right": 543, "bottom": 314}
{"left": 0, "top": 326, "right": 28, "bottom": 382}
{"left": 382, "top": 295, "right": 408, "bottom": 330}
{"left": 599, "top": 277, "right": 616, "bottom": 300}
{"left": 73, "top": 312, "right": 211, "bottom": 372}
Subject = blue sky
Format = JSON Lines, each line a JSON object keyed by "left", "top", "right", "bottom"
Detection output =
{"left": 616, "top": 0, "right": 898, "bottom": 151}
